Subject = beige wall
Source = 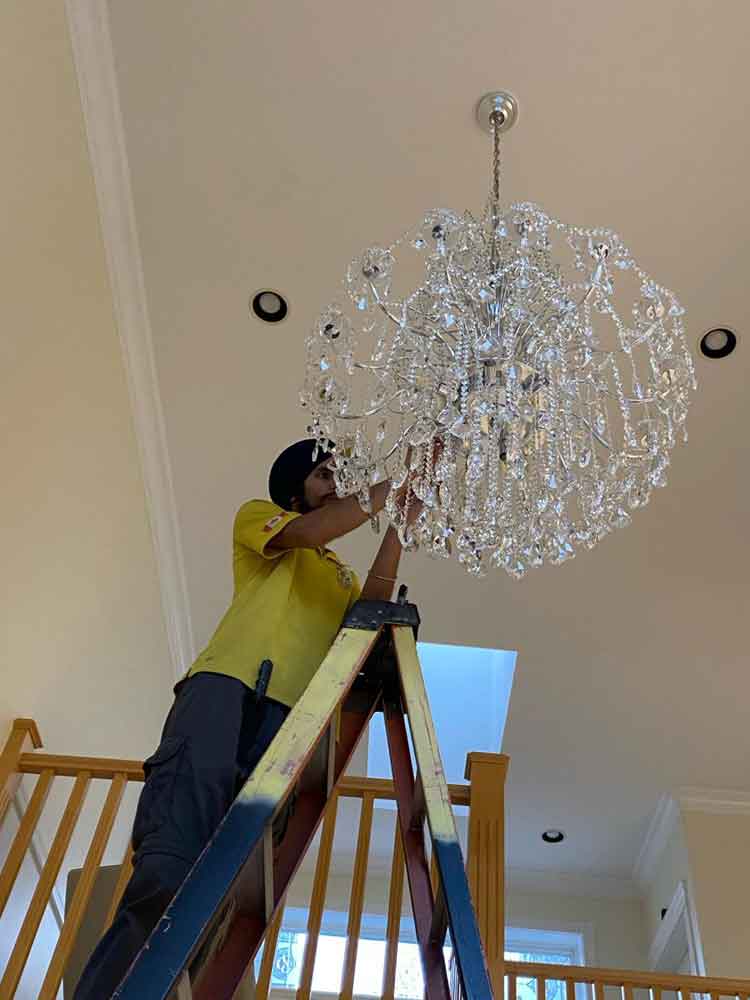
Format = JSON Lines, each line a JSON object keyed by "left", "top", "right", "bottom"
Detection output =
{"left": 0, "top": 3, "right": 174, "bottom": 994}
{"left": 507, "top": 889, "right": 648, "bottom": 969}
{"left": 0, "top": 0, "right": 173, "bottom": 756}
{"left": 681, "top": 810, "right": 750, "bottom": 978}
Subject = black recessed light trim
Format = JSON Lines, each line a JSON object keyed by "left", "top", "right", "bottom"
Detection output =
{"left": 699, "top": 327, "right": 737, "bottom": 360}
{"left": 542, "top": 829, "right": 565, "bottom": 844}
{"left": 251, "top": 289, "right": 289, "bottom": 324}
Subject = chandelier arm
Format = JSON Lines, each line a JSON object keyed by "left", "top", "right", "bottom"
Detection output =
{"left": 572, "top": 384, "right": 658, "bottom": 406}
{"left": 335, "top": 391, "right": 402, "bottom": 420}
{"left": 381, "top": 426, "right": 418, "bottom": 460}
{"left": 417, "top": 326, "right": 458, "bottom": 355}
{"left": 367, "top": 284, "right": 404, "bottom": 329}
{"left": 372, "top": 284, "right": 458, "bottom": 357}
{"left": 566, "top": 411, "right": 612, "bottom": 450}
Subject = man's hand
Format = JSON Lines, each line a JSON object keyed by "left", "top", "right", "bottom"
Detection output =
{"left": 394, "top": 437, "right": 444, "bottom": 524}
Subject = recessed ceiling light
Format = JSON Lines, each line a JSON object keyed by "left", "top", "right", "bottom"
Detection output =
{"left": 699, "top": 327, "right": 737, "bottom": 359}
{"left": 542, "top": 829, "right": 565, "bottom": 844}
{"left": 250, "top": 289, "right": 288, "bottom": 324}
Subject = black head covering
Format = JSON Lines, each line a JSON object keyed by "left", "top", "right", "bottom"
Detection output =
{"left": 268, "top": 439, "right": 333, "bottom": 511}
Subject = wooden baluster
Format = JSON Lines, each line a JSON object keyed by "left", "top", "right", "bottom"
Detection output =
{"left": 624, "top": 984, "right": 634, "bottom": 1000}
{"left": 508, "top": 972, "right": 517, "bottom": 1000}
{"left": 652, "top": 987, "right": 662, "bottom": 1000}
{"left": 537, "top": 975, "right": 547, "bottom": 1000}
{"left": 39, "top": 774, "right": 127, "bottom": 999}
{"left": 382, "top": 822, "right": 405, "bottom": 1000}
{"left": 0, "top": 719, "right": 42, "bottom": 828}
{"left": 0, "top": 771, "right": 90, "bottom": 996}
{"left": 102, "top": 840, "right": 134, "bottom": 933}
{"left": 296, "top": 792, "right": 339, "bottom": 1000}
{"left": 681, "top": 987, "right": 692, "bottom": 1000}
{"left": 595, "top": 980, "right": 606, "bottom": 1000}
{"left": 565, "top": 980, "right": 576, "bottom": 1000}
{"left": 464, "top": 751, "right": 509, "bottom": 999}
{"left": 0, "top": 768, "right": 54, "bottom": 918}
{"left": 339, "top": 793, "right": 374, "bottom": 1000}
{"left": 256, "top": 902, "right": 285, "bottom": 999}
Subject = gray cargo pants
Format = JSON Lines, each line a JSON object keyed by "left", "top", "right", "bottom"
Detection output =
{"left": 73, "top": 672, "right": 289, "bottom": 999}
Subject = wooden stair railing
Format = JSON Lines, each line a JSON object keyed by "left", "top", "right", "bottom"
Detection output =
{"left": 0, "top": 717, "right": 507, "bottom": 998}
{"left": 503, "top": 960, "right": 750, "bottom": 1000}
{"left": 7, "top": 716, "right": 750, "bottom": 1000}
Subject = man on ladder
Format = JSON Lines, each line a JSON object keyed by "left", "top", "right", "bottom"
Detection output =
{"left": 74, "top": 439, "right": 421, "bottom": 1000}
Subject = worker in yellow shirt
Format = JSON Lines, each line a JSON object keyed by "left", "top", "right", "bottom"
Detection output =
{"left": 74, "top": 439, "right": 418, "bottom": 1000}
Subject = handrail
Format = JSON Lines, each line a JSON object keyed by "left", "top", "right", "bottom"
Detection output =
{"left": 17, "top": 749, "right": 472, "bottom": 803}
{"left": 18, "top": 751, "right": 145, "bottom": 780}
{"left": 504, "top": 960, "right": 750, "bottom": 997}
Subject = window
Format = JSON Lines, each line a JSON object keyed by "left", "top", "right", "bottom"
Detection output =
{"left": 255, "top": 909, "right": 452, "bottom": 998}
{"left": 257, "top": 912, "right": 586, "bottom": 999}
{"left": 505, "top": 927, "right": 588, "bottom": 1000}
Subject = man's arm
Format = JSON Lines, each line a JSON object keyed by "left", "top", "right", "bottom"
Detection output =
{"left": 268, "top": 480, "right": 393, "bottom": 551}
{"left": 360, "top": 525, "right": 403, "bottom": 601}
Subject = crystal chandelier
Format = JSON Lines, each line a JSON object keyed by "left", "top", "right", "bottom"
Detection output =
{"left": 301, "top": 92, "right": 696, "bottom": 578}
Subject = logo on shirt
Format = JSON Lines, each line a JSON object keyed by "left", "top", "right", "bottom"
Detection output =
{"left": 262, "top": 515, "right": 284, "bottom": 532}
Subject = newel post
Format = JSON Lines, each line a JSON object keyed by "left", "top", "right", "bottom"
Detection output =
{"left": 465, "top": 751, "right": 509, "bottom": 998}
{"left": 0, "top": 718, "right": 43, "bottom": 826}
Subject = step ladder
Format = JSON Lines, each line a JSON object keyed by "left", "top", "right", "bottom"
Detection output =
{"left": 113, "top": 588, "right": 494, "bottom": 1000}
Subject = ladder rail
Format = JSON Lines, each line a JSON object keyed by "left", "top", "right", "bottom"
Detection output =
{"left": 392, "top": 624, "right": 494, "bottom": 1000}
{"left": 384, "top": 695, "right": 452, "bottom": 1000}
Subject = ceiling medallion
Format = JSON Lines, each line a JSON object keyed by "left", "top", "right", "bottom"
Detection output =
{"left": 302, "top": 92, "right": 696, "bottom": 578}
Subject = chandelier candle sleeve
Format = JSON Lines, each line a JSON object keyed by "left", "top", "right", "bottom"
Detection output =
{"left": 301, "top": 94, "right": 696, "bottom": 578}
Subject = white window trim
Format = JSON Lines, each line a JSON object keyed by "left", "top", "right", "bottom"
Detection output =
{"left": 506, "top": 921, "right": 593, "bottom": 966}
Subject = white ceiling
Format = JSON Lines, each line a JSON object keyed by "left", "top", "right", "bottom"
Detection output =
{"left": 103, "top": 0, "right": 750, "bottom": 885}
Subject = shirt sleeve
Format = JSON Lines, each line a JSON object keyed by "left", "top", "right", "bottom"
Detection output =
{"left": 234, "top": 499, "right": 302, "bottom": 560}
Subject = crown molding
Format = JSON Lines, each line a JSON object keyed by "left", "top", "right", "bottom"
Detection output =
{"left": 65, "top": 0, "right": 195, "bottom": 679}
{"left": 676, "top": 786, "right": 750, "bottom": 815}
{"left": 506, "top": 866, "right": 640, "bottom": 900}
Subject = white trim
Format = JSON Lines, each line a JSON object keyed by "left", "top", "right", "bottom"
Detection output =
{"left": 506, "top": 921, "right": 593, "bottom": 966}
{"left": 64, "top": 0, "right": 195, "bottom": 679}
{"left": 649, "top": 880, "right": 704, "bottom": 975}
{"left": 684, "top": 874, "right": 707, "bottom": 975}
{"left": 633, "top": 794, "right": 680, "bottom": 893}
{"left": 507, "top": 867, "right": 639, "bottom": 901}
{"left": 677, "top": 786, "right": 750, "bottom": 815}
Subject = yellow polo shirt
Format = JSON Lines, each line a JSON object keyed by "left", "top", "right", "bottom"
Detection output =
{"left": 188, "top": 499, "right": 361, "bottom": 707}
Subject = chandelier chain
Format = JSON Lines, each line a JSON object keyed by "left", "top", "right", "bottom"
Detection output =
{"left": 490, "top": 110, "right": 502, "bottom": 273}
